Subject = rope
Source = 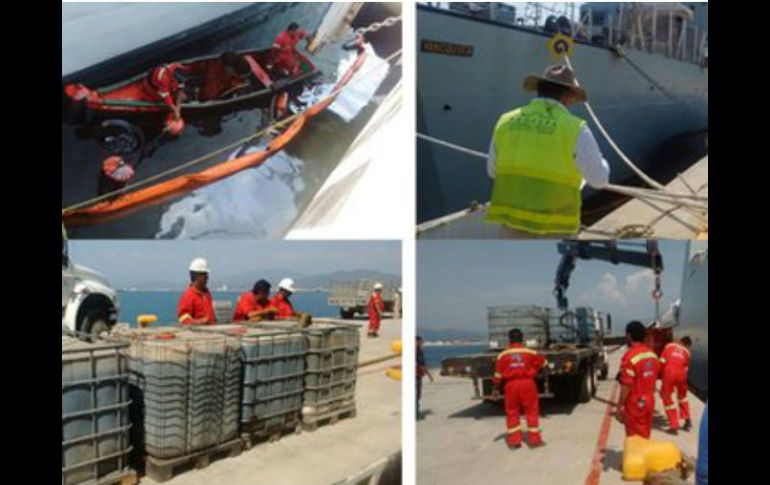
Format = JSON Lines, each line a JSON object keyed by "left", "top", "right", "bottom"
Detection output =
{"left": 357, "top": 352, "right": 401, "bottom": 368}
{"left": 416, "top": 132, "right": 707, "bottom": 235}
{"left": 416, "top": 133, "right": 487, "bottom": 159}
{"left": 561, "top": 55, "right": 665, "bottom": 190}
{"left": 62, "top": 47, "right": 403, "bottom": 215}
{"left": 416, "top": 131, "right": 706, "bottom": 208}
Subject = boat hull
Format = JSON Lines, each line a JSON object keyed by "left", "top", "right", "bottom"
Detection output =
{"left": 676, "top": 241, "right": 708, "bottom": 400}
{"left": 416, "top": 5, "right": 708, "bottom": 223}
{"left": 64, "top": 49, "right": 319, "bottom": 121}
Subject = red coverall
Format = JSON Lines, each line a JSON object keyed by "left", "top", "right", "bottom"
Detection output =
{"left": 493, "top": 343, "right": 546, "bottom": 447}
{"left": 272, "top": 29, "right": 307, "bottom": 76}
{"left": 177, "top": 286, "right": 216, "bottom": 325}
{"left": 619, "top": 343, "right": 661, "bottom": 438}
{"left": 147, "top": 63, "right": 190, "bottom": 109}
{"left": 368, "top": 292, "right": 384, "bottom": 334}
{"left": 269, "top": 292, "right": 295, "bottom": 319}
{"left": 232, "top": 292, "right": 272, "bottom": 322}
{"left": 659, "top": 342, "right": 691, "bottom": 430}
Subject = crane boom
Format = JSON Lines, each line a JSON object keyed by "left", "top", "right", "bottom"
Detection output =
{"left": 554, "top": 240, "right": 663, "bottom": 309}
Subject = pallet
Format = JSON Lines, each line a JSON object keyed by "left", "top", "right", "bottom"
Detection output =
{"left": 64, "top": 469, "right": 138, "bottom": 485}
{"left": 144, "top": 438, "right": 242, "bottom": 483}
{"left": 240, "top": 417, "right": 302, "bottom": 449}
{"left": 107, "top": 470, "right": 138, "bottom": 485}
{"left": 301, "top": 401, "right": 357, "bottom": 432}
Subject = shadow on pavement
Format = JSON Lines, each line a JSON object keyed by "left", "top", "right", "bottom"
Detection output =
{"left": 540, "top": 396, "right": 579, "bottom": 416}
{"left": 448, "top": 396, "right": 582, "bottom": 419}
{"left": 592, "top": 395, "right": 618, "bottom": 407}
{"left": 602, "top": 447, "right": 624, "bottom": 473}
{"left": 652, "top": 412, "right": 672, "bottom": 431}
{"left": 417, "top": 409, "right": 434, "bottom": 421}
{"left": 448, "top": 401, "right": 504, "bottom": 420}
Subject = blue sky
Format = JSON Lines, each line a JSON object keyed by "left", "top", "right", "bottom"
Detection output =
{"left": 68, "top": 240, "right": 401, "bottom": 287}
{"left": 417, "top": 240, "right": 688, "bottom": 333}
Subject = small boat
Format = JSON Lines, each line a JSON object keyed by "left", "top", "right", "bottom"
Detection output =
{"left": 64, "top": 48, "right": 320, "bottom": 120}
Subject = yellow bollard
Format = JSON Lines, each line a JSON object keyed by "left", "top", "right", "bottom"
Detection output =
{"left": 385, "top": 365, "right": 402, "bottom": 381}
{"left": 137, "top": 314, "right": 158, "bottom": 329}
{"left": 390, "top": 339, "right": 402, "bottom": 355}
{"left": 622, "top": 436, "right": 682, "bottom": 481}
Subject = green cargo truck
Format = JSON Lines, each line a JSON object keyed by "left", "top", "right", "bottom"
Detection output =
{"left": 441, "top": 305, "right": 610, "bottom": 404}
{"left": 328, "top": 279, "right": 399, "bottom": 319}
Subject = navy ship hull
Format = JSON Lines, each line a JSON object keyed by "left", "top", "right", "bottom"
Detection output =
{"left": 676, "top": 240, "right": 708, "bottom": 400}
{"left": 417, "top": 5, "right": 708, "bottom": 223}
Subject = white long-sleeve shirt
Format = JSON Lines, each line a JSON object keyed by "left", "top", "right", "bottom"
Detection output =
{"left": 487, "top": 99, "right": 610, "bottom": 189}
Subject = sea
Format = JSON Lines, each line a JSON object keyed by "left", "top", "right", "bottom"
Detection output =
{"left": 422, "top": 343, "right": 488, "bottom": 369}
{"left": 118, "top": 289, "right": 335, "bottom": 327}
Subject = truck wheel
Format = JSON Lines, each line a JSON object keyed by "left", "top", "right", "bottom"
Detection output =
{"left": 590, "top": 365, "right": 597, "bottom": 397}
{"left": 82, "top": 311, "right": 110, "bottom": 341}
{"left": 576, "top": 366, "right": 592, "bottom": 403}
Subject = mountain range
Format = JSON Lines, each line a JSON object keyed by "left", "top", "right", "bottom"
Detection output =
{"left": 117, "top": 269, "right": 401, "bottom": 291}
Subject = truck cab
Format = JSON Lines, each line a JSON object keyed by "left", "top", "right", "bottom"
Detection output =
{"left": 62, "top": 231, "right": 120, "bottom": 337}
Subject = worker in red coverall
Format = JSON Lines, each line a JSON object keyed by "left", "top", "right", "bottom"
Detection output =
{"left": 659, "top": 336, "right": 693, "bottom": 434}
{"left": 232, "top": 279, "right": 278, "bottom": 322}
{"left": 177, "top": 257, "right": 216, "bottom": 325}
{"left": 367, "top": 282, "right": 385, "bottom": 337}
{"left": 271, "top": 22, "right": 311, "bottom": 77}
{"left": 269, "top": 278, "right": 297, "bottom": 319}
{"left": 492, "top": 328, "right": 547, "bottom": 449}
{"left": 146, "top": 62, "right": 193, "bottom": 134}
{"left": 616, "top": 321, "right": 661, "bottom": 438}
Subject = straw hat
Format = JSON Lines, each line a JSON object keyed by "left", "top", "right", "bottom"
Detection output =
{"left": 522, "top": 64, "right": 587, "bottom": 102}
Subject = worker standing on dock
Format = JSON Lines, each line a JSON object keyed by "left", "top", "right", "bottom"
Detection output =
{"left": 659, "top": 336, "right": 693, "bottom": 434}
{"left": 416, "top": 336, "right": 433, "bottom": 419}
{"left": 270, "top": 278, "right": 297, "bottom": 319}
{"left": 177, "top": 257, "right": 216, "bottom": 325}
{"left": 492, "top": 328, "right": 546, "bottom": 449}
{"left": 367, "top": 282, "right": 385, "bottom": 337}
{"left": 616, "top": 321, "right": 660, "bottom": 438}
{"left": 393, "top": 288, "right": 402, "bottom": 319}
{"left": 485, "top": 65, "right": 610, "bottom": 237}
{"left": 271, "top": 22, "right": 311, "bottom": 77}
{"left": 232, "top": 279, "right": 277, "bottom": 322}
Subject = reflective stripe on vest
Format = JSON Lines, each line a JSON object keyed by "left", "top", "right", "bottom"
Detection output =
{"left": 486, "top": 98, "right": 584, "bottom": 234}
{"left": 497, "top": 347, "right": 539, "bottom": 360}
{"left": 630, "top": 351, "right": 659, "bottom": 365}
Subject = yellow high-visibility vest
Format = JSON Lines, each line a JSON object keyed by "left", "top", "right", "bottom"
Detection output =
{"left": 486, "top": 98, "right": 585, "bottom": 234}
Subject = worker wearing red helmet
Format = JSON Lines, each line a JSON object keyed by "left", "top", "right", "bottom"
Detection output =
{"left": 367, "top": 282, "right": 385, "bottom": 337}
{"left": 492, "top": 328, "right": 547, "bottom": 449}
{"left": 616, "top": 321, "right": 661, "bottom": 438}
{"left": 659, "top": 336, "right": 693, "bottom": 433}
{"left": 271, "top": 22, "right": 311, "bottom": 77}
{"left": 269, "top": 278, "right": 297, "bottom": 319}
{"left": 177, "top": 257, "right": 216, "bottom": 325}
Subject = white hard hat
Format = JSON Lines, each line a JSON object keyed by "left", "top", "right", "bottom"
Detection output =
{"left": 278, "top": 278, "right": 296, "bottom": 293}
{"left": 188, "top": 257, "right": 210, "bottom": 274}
{"left": 373, "top": 282, "right": 383, "bottom": 290}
